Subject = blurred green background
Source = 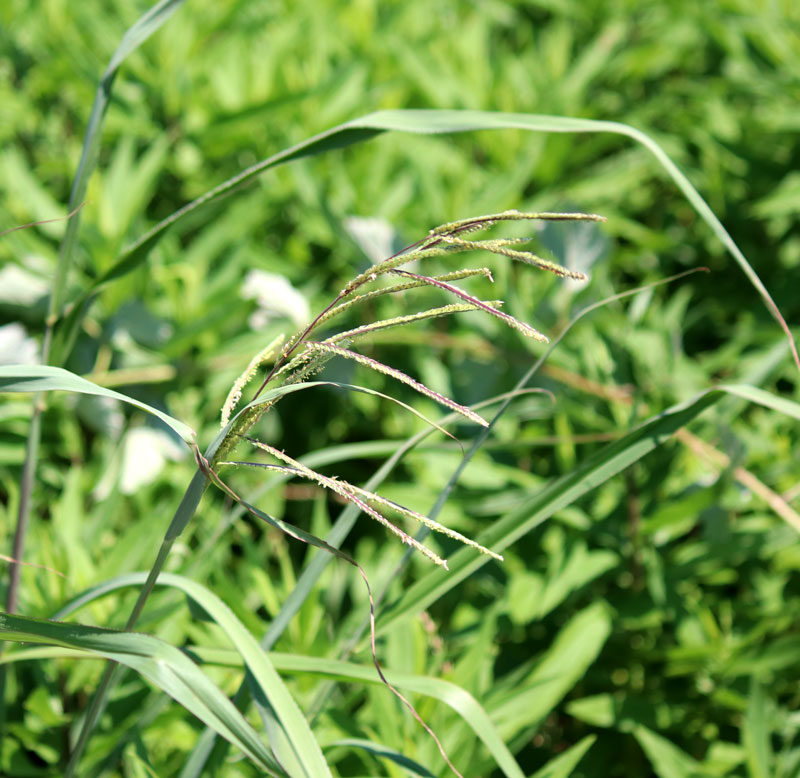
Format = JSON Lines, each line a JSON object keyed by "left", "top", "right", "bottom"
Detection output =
{"left": 1, "top": 0, "right": 799, "bottom": 776}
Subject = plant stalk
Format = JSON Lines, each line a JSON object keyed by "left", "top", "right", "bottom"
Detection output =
{"left": 63, "top": 469, "right": 208, "bottom": 777}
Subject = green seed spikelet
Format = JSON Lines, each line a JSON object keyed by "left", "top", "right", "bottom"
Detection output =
{"left": 221, "top": 334, "right": 284, "bottom": 428}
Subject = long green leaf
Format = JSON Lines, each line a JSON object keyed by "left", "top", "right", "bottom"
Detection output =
{"left": 87, "top": 109, "right": 797, "bottom": 370}
{"left": 376, "top": 384, "right": 800, "bottom": 635}
{"left": 324, "top": 739, "right": 436, "bottom": 778}
{"left": 742, "top": 680, "right": 772, "bottom": 778}
{"left": 488, "top": 603, "right": 612, "bottom": 740}
{"left": 52, "top": 0, "right": 186, "bottom": 317}
{"left": 0, "top": 612, "right": 284, "bottom": 776}
{"left": 0, "top": 364, "right": 196, "bottom": 443}
{"left": 0, "top": 637, "right": 525, "bottom": 778}
{"left": 54, "top": 572, "right": 524, "bottom": 778}
{"left": 266, "top": 654, "right": 527, "bottom": 778}
{"left": 54, "top": 572, "right": 332, "bottom": 778}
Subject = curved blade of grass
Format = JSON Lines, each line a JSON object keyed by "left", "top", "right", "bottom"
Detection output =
{"left": 488, "top": 603, "right": 612, "bottom": 738}
{"left": 0, "top": 628, "right": 523, "bottom": 778}
{"left": 185, "top": 641, "right": 530, "bottom": 778}
{"left": 0, "top": 364, "right": 196, "bottom": 444}
{"left": 54, "top": 572, "right": 332, "bottom": 778}
{"left": 269, "top": 380, "right": 459, "bottom": 443}
{"left": 633, "top": 725, "right": 702, "bottom": 778}
{"left": 88, "top": 109, "right": 796, "bottom": 372}
{"left": 376, "top": 384, "right": 800, "bottom": 636}
{"left": 0, "top": 612, "right": 284, "bottom": 776}
{"left": 268, "top": 654, "right": 526, "bottom": 778}
{"left": 743, "top": 680, "right": 772, "bottom": 778}
{"left": 51, "top": 0, "right": 186, "bottom": 318}
{"left": 0, "top": 646, "right": 92, "bottom": 664}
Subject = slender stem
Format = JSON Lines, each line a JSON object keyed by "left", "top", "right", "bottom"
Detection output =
{"left": 5, "top": 109, "right": 92, "bottom": 615}
{"left": 0, "top": 378, "right": 47, "bottom": 735}
{"left": 63, "top": 470, "right": 208, "bottom": 777}
{"left": 5, "top": 323, "right": 55, "bottom": 613}
{"left": 63, "top": 545, "right": 174, "bottom": 777}
{"left": 5, "top": 398, "right": 42, "bottom": 613}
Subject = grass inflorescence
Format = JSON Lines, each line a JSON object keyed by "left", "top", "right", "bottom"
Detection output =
{"left": 216, "top": 210, "right": 601, "bottom": 567}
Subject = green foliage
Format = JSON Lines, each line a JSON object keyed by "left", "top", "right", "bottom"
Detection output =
{"left": 1, "top": 1, "right": 799, "bottom": 777}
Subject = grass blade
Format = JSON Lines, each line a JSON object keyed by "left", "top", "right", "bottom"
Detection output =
{"left": 88, "top": 109, "right": 796, "bottom": 371}
{"left": 633, "top": 726, "right": 702, "bottom": 778}
{"left": 0, "top": 364, "right": 196, "bottom": 444}
{"left": 0, "top": 612, "right": 284, "bottom": 776}
{"left": 488, "top": 604, "right": 612, "bottom": 739}
{"left": 376, "top": 384, "right": 800, "bottom": 635}
{"left": 743, "top": 680, "right": 772, "bottom": 778}
{"left": 266, "top": 655, "right": 526, "bottom": 778}
{"left": 51, "top": 0, "right": 186, "bottom": 319}
{"left": 55, "top": 573, "right": 332, "bottom": 778}
{"left": 529, "top": 735, "right": 596, "bottom": 778}
{"left": 325, "top": 739, "right": 436, "bottom": 777}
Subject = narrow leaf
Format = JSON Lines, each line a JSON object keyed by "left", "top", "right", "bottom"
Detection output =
{"left": 0, "top": 612, "right": 283, "bottom": 776}
{"left": 529, "top": 735, "right": 596, "bottom": 778}
{"left": 87, "top": 109, "right": 796, "bottom": 370}
{"left": 0, "top": 365, "right": 195, "bottom": 444}
{"left": 377, "top": 384, "right": 799, "bottom": 634}
{"left": 55, "top": 573, "right": 332, "bottom": 778}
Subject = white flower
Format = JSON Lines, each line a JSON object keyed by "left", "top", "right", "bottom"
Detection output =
{"left": 343, "top": 215, "right": 399, "bottom": 264}
{"left": 241, "top": 270, "right": 310, "bottom": 329}
{"left": 95, "top": 426, "right": 186, "bottom": 498}
{"left": 0, "top": 323, "right": 39, "bottom": 365}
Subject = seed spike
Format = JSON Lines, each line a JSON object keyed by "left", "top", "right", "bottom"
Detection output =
{"left": 243, "top": 438, "right": 448, "bottom": 567}
{"left": 304, "top": 341, "right": 490, "bottom": 426}
{"left": 221, "top": 335, "right": 284, "bottom": 427}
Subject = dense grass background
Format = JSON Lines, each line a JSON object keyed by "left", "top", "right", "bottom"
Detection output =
{"left": 1, "top": 0, "right": 799, "bottom": 776}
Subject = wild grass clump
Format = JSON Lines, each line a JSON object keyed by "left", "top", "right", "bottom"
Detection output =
{"left": 3, "top": 2, "right": 799, "bottom": 777}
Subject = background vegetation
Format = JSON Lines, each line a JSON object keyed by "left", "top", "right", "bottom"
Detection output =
{"left": 1, "top": 0, "right": 799, "bottom": 776}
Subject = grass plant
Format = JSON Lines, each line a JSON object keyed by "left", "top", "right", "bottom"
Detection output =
{"left": 1, "top": 1, "right": 799, "bottom": 777}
